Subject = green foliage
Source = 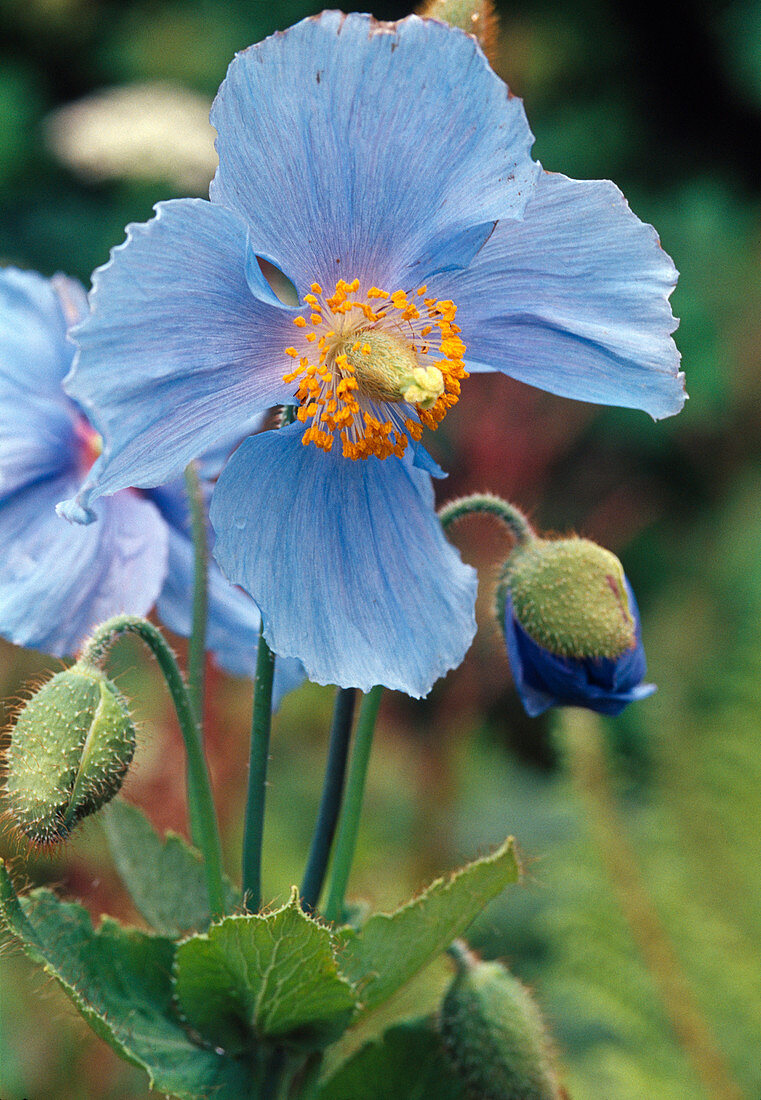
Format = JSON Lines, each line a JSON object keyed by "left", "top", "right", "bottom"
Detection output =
{"left": 173, "top": 888, "right": 357, "bottom": 1055}
{"left": 320, "top": 956, "right": 452, "bottom": 1078}
{"left": 102, "top": 798, "right": 240, "bottom": 936}
{"left": 454, "top": 745, "right": 711, "bottom": 1099}
{"left": 336, "top": 837, "right": 519, "bottom": 1013}
{"left": 3, "top": 0, "right": 761, "bottom": 1096}
{"left": 317, "top": 1020, "right": 467, "bottom": 1100}
{"left": 0, "top": 861, "right": 253, "bottom": 1100}
{"left": 0, "top": 833, "right": 520, "bottom": 1097}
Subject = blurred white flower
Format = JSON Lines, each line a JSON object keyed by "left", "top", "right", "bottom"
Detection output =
{"left": 45, "top": 82, "right": 217, "bottom": 193}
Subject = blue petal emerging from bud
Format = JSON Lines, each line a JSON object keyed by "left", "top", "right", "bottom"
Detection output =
{"left": 503, "top": 582, "right": 655, "bottom": 717}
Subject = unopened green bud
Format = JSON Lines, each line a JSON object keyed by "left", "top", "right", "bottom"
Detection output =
{"left": 440, "top": 944, "right": 561, "bottom": 1100}
{"left": 4, "top": 663, "right": 136, "bottom": 844}
{"left": 419, "top": 0, "right": 499, "bottom": 62}
{"left": 501, "top": 537, "right": 637, "bottom": 661}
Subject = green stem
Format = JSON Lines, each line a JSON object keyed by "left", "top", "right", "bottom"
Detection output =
{"left": 279, "top": 403, "right": 297, "bottom": 427}
{"left": 558, "top": 709, "right": 744, "bottom": 1100}
{"left": 242, "top": 626, "right": 275, "bottom": 911}
{"left": 183, "top": 462, "right": 209, "bottom": 729}
{"left": 300, "top": 688, "right": 357, "bottom": 912}
{"left": 260, "top": 1048, "right": 287, "bottom": 1100}
{"left": 323, "top": 685, "right": 383, "bottom": 924}
{"left": 80, "top": 615, "right": 226, "bottom": 920}
{"left": 438, "top": 493, "right": 535, "bottom": 544}
{"left": 184, "top": 462, "right": 210, "bottom": 852}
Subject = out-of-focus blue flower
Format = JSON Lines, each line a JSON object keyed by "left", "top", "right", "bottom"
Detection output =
{"left": 0, "top": 267, "right": 302, "bottom": 705}
{"left": 62, "top": 13, "right": 684, "bottom": 698}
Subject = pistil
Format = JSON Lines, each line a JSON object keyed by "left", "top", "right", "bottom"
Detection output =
{"left": 282, "top": 278, "right": 468, "bottom": 461}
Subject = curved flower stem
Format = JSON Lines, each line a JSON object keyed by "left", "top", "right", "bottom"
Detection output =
{"left": 323, "top": 685, "right": 383, "bottom": 924}
{"left": 80, "top": 614, "right": 226, "bottom": 920}
{"left": 242, "top": 626, "right": 275, "bottom": 912}
{"left": 438, "top": 493, "right": 535, "bottom": 544}
{"left": 300, "top": 688, "right": 357, "bottom": 912}
{"left": 558, "top": 709, "right": 744, "bottom": 1100}
{"left": 183, "top": 462, "right": 209, "bottom": 730}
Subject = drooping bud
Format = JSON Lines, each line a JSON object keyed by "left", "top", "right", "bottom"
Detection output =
{"left": 497, "top": 537, "right": 655, "bottom": 717}
{"left": 4, "top": 663, "right": 136, "bottom": 844}
{"left": 439, "top": 943, "right": 561, "bottom": 1100}
{"left": 418, "top": 0, "right": 499, "bottom": 63}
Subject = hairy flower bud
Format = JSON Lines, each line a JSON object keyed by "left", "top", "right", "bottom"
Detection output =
{"left": 4, "top": 663, "right": 136, "bottom": 844}
{"left": 440, "top": 944, "right": 561, "bottom": 1100}
{"left": 498, "top": 537, "right": 655, "bottom": 716}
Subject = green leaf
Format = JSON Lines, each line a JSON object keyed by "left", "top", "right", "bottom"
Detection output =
{"left": 174, "top": 887, "right": 358, "bottom": 1055}
{"left": 0, "top": 860, "right": 255, "bottom": 1100}
{"left": 321, "top": 956, "right": 452, "bottom": 1084}
{"left": 102, "top": 798, "right": 240, "bottom": 935}
{"left": 316, "top": 1020, "right": 467, "bottom": 1100}
{"left": 336, "top": 837, "right": 519, "bottom": 1013}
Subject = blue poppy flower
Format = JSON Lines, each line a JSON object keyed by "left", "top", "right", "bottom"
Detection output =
{"left": 503, "top": 584, "right": 655, "bottom": 718}
{"left": 0, "top": 267, "right": 303, "bottom": 705}
{"left": 61, "top": 13, "right": 684, "bottom": 698}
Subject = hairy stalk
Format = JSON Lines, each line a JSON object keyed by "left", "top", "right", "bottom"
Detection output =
{"left": 558, "top": 709, "right": 744, "bottom": 1100}
{"left": 323, "top": 686, "right": 383, "bottom": 924}
{"left": 242, "top": 626, "right": 275, "bottom": 911}
{"left": 300, "top": 688, "right": 357, "bottom": 912}
{"left": 438, "top": 493, "right": 535, "bottom": 544}
{"left": 80, "top": 614, "right": 225, "bottom": 919}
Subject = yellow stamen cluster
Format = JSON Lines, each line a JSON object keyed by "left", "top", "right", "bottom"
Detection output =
{"left": 283, "top": 278, "right": 468, "bottom": 461}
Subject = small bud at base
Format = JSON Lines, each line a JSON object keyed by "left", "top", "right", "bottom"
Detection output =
{"left": 440, "top": 948, "right": 561, "bottom": 1100}
{"left": 4, "top": 664, "right": 136, "bottom": 844}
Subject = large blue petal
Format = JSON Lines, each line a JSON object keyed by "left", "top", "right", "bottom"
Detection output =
{"left": 194, "top": 411, "right": 268, "bottom": 482}
{"left": 0, "top": 269, "right": 86, "bottom": 501}
{"left": 442, "top": 171, "right": 685, "bottom": 419}
{"left": 0, "top": 475, "right": 167, "bottom": 657}
{"left": 210, "top": 12, "right": 538, "bottom": 294}
{"left": 148, "top": 482, "right": 304, "bottom": 707}
{"left": 209, "top": 424, "right": 477, "bottom": 697}
{"left": 63, "top": 199, "right": 296, "bottom": 516}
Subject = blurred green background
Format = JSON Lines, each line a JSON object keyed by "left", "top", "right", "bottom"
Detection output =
{"left": 1, "top": 0, "right": 760, "bottom": 1096}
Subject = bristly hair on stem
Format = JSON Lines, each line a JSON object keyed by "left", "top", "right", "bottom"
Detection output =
{"left": 438, "top": 493, "right": 536, "bottom": 545}
{"left": 78, "top": 614, "right": 226, "bottom": 920}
